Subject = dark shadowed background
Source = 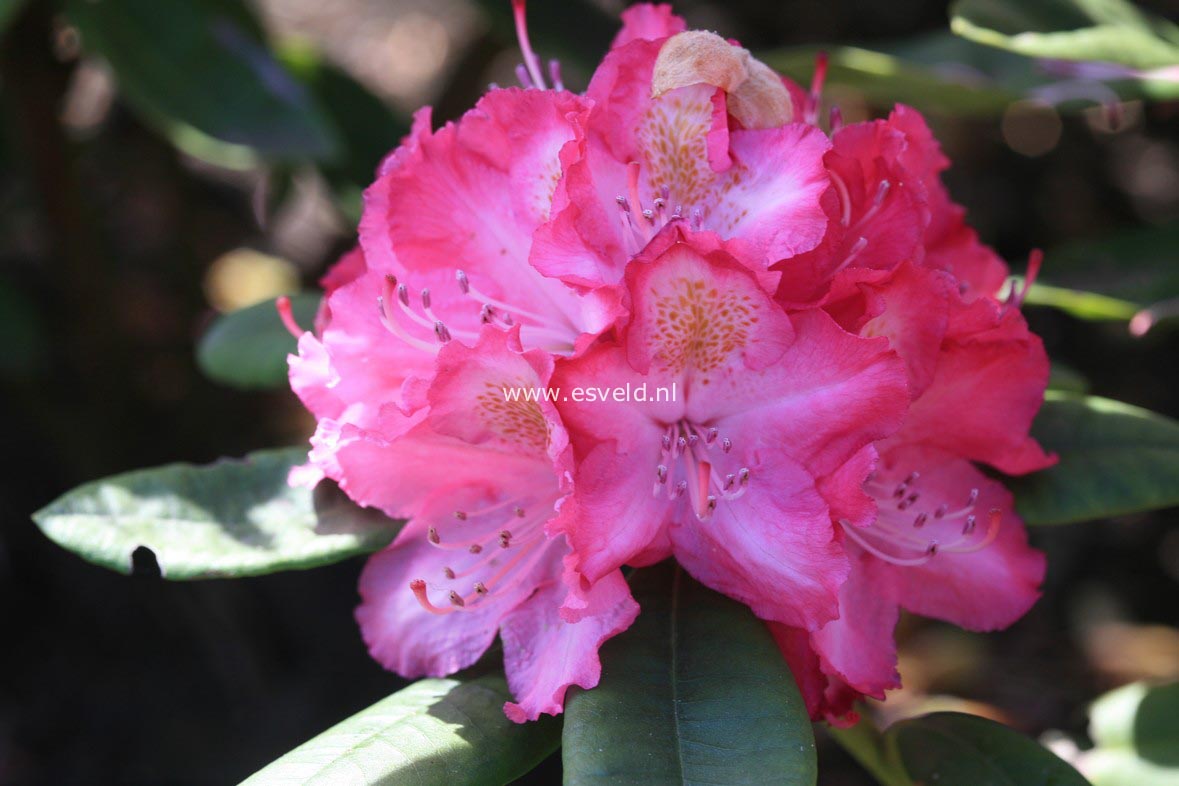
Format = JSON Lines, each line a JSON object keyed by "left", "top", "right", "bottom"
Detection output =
{"left": 2, "top": 0, "right": 1178, "bottom": 783}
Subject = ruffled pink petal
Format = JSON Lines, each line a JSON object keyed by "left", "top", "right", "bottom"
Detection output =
{"left": 356, "top": 524, "right": 510, "bottom": 678}
{"left": 315, "top": 268, "right": 438, "bottom": 423}
{"left": 824, "top": 262, "right": 956, "bottom": 398}
{"left": 809, "top": 551, "right": 901, "bottom": 699}
{"left": 361, "top": 88, "right": 600, "bottom": 348}
{"left": 621, "top": 233, "right": 793, "bottom": 379}
{"left": 818, "top": 444, "right": 879, "bottom": 529}
{"left": 869, "top": 446, "right": 1046, "bottom": 631}
{"left": 610, "top": 3, "right": 686, "bottom": 49}
{"left": 670, "top": 451, "right": 849, "bottom": 630}
{"left": 710, "top": 309, "right": 908, "bottom": 479}
{"left": 701, "top": 122, "right": 832, "bottom": 264}
{"left": 769, "top": 623, "right": 863, "bottom": 726}
{"left": 357, "top": 511, "right": 565, "bottom": 679}
{"left": 886, "top": 104, "right": 1010, "bottom": 297}
{"left": 891, "top": 294, "right": 1054, "bottom": 475}
{"left": 550, "top": 343, "right": 675, "bottom": 583}
{"left": 426, "top": 325, "right": 568, "bottom": 460}
{"left": 501, "top": 569, "right": 639, "bottom": 722}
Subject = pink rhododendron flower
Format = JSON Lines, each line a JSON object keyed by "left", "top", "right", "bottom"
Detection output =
{"left": 770, "top": 262, "right": 1055, "bottom": 724}
{"left": 551, "top": 226, "right": 909, "bottom": 631}
{"left": 285, "top": 0, "right": 1055, "bottom": 727}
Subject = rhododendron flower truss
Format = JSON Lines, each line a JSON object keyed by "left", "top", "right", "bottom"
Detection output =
{"left": 285, "top": 0, "right": 1057, "bottom": 731}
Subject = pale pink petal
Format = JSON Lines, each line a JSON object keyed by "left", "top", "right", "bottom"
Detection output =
{"left": 702, "top": 122, "right": 832, "bottom": 263}
{"left": 361, "top": 88, "right": 601, "bottom": 349}
{"left": 357, "top": 516, "right": 564, "bottom": 678}
{"left": 671, "top": 451, "right": 848, "bottom": 629}
{"left": 501, "top": 570, "right": 639, "bottom": 722}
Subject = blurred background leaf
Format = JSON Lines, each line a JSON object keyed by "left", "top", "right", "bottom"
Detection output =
{"left": 63, "top": 0, "right": 341, "bottom": 165}
{"left": 0, "top": 0, "right": 26, "bottom": 35}
{"left": 1083, "top": 681, "right": 1179, "bottom": 786}
{"left": 888, "top": 712, "right": 1090, "bottom": 785}
{"left": 950, "top": 0, "right": 1179, "bottom": 70}
{"left": 1012, "top": 393, "right": 1179, "bottom": 525}
{"left": 277, "top": 40, "right": 408, "bottom": 223}
{"left": 197, "top": 292, "right": 319, "bottom": 390}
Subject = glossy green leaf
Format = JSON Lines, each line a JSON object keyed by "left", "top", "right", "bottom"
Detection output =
{"left": 950, "top": 0, "right": 1179, "bottom": 70}
{"left": 197, "top": 293, "right": 319, "bottom": 390}
{"left": 65, "top": 0, "right": 340, "bottom": 162}
{"left": 1011, "top": 393, "right": 1179, "bottom": 525}
{"left": 241, "top": 675, "right": 560, "bottom": 786}
{"left": 562, "top": 561, "right": 817, "bottom": 785}
{"left": 33, "top": 448, "right": 400, "bottom": 579}
{"left": 888, "top": 712, "right": 1090, "bottom": 786}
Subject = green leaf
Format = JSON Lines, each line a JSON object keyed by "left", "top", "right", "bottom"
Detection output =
{"left": 241, "top": 674, "right": 560, "bottom": 786}
{"left": 1086, "top": 682, "right": 1179, "bottom": 786}
{"left": 65, "top": 0, "right": 340, "bottom": 162}
{"left": 0, "top": 0, "right": 27, "bottom": 37}
{"left": 1011, "top": 393, "right": 1179, "bottom": 525}
{"left": 562, "top": 562, "right": 817, "bottom": 785}
{"left": 950, "top": 0, "right": 1179, "bottom": 70}
{"left": 827, "top": 716, "right": 913, "bottom": 786}
{"left": 1014, "top": 278, "right": 1140, "bottom": 321}
{"left": 1047, "top": 224, "right": 1179, "bottom": 307}
{"left": 197, "top": 293, "right": 319, "bottom": 390}
{"left": 33, "top": 448, "right": 400, "bottom": 579}
{"left": 888, "top": 712, "right": 1090, "bottom": 786}
{"left": 1048, "top": 363, "right": 1090, "bottom": 394}
{"left": 762, "top": 44, "right": 1019, "bottom": 116}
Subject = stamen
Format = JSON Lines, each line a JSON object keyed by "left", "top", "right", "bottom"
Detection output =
{"left": 806, "top": 51, "right": 828, "bottom": 125}
{"left": 852, "top": 470, "right": 1003, "bottom": 565}
{"left": 1013, "top": 249, "right": 1043, "bottom": 309}
{"left": 275, "top": 296, "right": 303, "bottom": 338}
{"left": 548, "top": 59, "right": 564, "bottom": 91}
{"left": 829, "top": 105, "right": 843, "bottom": 133}
{"left": 511, "top": 0, "right": 547, "bottom": 90}
{"left": 515, "top": 63, "right": 534, "bottom": 89}
{"left": 409, "top": 579, "right": 457, "bottom": 615}
{"left": 829, "top": 170, "right": 853, "bottom": 228}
